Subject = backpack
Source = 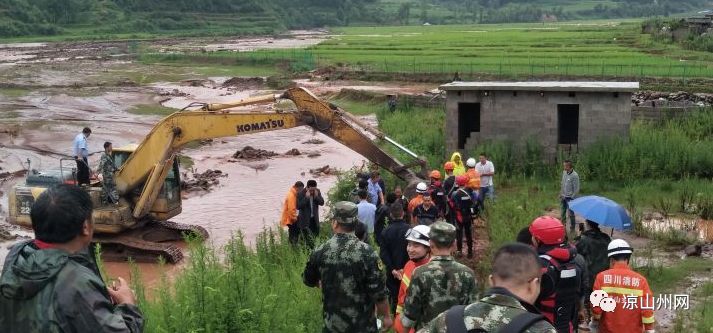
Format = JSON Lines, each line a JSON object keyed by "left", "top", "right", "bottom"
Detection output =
{"left": 453, "top": 188, "right": 477, "bottom": 223}
{"left": 428, "top": 184, "right": 447, "bottom": 216}
{"left": 445, "top": 304, "right": 546, "bottom": 333}
{"left": 537, "top": 254, "right": 581, "bottom": 333}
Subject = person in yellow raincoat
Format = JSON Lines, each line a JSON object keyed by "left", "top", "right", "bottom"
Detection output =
{"left": 449, "top": 152, "right": 466, "bottom": 176}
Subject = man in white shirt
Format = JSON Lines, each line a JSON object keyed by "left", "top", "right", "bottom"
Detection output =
{"left": 356, "top": 189, "right": 377, "bottom": 241}
{"left": 72, "top": 127, "right": 92, "bottom": 185}
{"left": 475, "top": 153, "right": 495, "bottom": 205}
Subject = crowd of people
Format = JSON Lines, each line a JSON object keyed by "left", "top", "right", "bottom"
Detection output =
{"left": 0, "top": 131, "right": 655, "bottom": 333}
{"left": 297, "top": 154, "right": 655, "bottom": 333}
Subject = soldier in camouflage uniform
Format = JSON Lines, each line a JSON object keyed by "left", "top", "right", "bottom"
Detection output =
{"left": 303, "top": 201, "right": 393, "bottom": 333}
{"left": 98, "top": 141, "right": 119, "bottom": 204}
{"left": 0, "top": 184, "right": 143, "bottom": 332}
{"left": 419, "top": 243, "right": 556, "bottom": 333}
{"left": 401, "top": 222, "right": 478, "bottom": 330}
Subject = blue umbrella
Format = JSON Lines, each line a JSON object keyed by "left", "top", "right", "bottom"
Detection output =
{"left": 568, "top": 195, "right": 632, "bottom": 230}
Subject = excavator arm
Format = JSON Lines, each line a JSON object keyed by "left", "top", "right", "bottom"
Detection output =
{"left": 115, "top": 87, "right": 427, "bottom": 219}
{"left": 282, "top": 88, "right": 427, "bottom": 182}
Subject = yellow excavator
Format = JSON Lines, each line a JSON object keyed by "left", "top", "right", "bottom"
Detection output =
{"left": 8, "top": 87, "right": 427, "bottom": 263}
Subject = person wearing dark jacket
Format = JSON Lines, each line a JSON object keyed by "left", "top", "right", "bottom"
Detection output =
{"left": 575, "top": 220, "right": 611, "bottom": 326}
{"left": 375, "top": 193, "right": 397, "bottom": 246}
{"left": 0, "top": 184, "right": 143, "bottom": 333}
{"left": 380, "top": 203, "right": 411, "bottom": 313}
{"left": 451, "top": 175, "right": 476, "bottom": 258}
{"left": 442, "top": 162, "right": 456, "bottom": 225}
{"left": 297, "top": 179, "right": 324, "bottom": 248}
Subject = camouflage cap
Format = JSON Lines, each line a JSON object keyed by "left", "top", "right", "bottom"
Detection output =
{"left": 333, "top": 201, "right": 359, "bottom": 225}
{"left": 429, "top": 221, "right": 456, "bottom": 245}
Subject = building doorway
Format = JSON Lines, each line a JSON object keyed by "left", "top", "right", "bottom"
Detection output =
{"left": 558, "top": 104, "right": 579, "bottom": 145}
{"left": 458, "top": 103, "right": 480, "bottom": 149}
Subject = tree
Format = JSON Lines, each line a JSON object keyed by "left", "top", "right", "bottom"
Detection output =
{"left": 397, "top": 3, "right": 410, "bottom": 25}
{"left": 419, "top": 0, "right": 428, "bottom": 23}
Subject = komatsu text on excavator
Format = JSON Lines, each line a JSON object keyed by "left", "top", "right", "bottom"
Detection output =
{"left": 8, "top": 87, "right": 428, "bottom": 263}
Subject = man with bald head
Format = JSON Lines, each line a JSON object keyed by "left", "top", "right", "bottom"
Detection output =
{"left": 419, "top": 243, "right": 556, "bottom": 333}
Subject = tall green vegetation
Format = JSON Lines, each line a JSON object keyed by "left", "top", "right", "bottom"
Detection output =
{"left": 135, "top": 232, "right": 323, "bottom": 332}
{"left": 644, "top": 17, "right": 713, "bottom": 55}
{"left": 576, "top": 108, "right": 713, "bottom": 181}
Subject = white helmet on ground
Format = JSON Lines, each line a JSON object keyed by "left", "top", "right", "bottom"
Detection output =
{"left": 607, "top": 239, "right": 633, "bottom": 257}
{"left": 466, "top": 158, "right": 476, "bottom": 168}
{"left": 405, "top": 225, "right": 431, "bottom": 247}
{"left": 416, "top": 182, "right": 428, "bottom": 193}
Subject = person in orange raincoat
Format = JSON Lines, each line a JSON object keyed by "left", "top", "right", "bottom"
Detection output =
{"left": 408, "top": 182, "right": 428, "bottom": 219}
{"left": 592, "top": 239, "right": 655, "bottom": 333}
{"left": 465, "top": 157, "right": 481, "bottom": 189}
{"left": 394, "top": 225, "right": 431, "bottom": 333}
{"left": 280, "top": 181, "right": 304, "bottom": 245}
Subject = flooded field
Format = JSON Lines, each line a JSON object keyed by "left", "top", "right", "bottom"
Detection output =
{"left": 0, "top": 33, "right": 439, "bottom": 288}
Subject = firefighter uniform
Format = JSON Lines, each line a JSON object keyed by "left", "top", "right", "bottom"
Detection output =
{"left": 394, "top": 256, "right": 430, "bottom": 333}
{"left": 592, "top": 261, "right": 655, "bottom": 333}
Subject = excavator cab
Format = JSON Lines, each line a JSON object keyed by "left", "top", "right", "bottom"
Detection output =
{"left": 112, "top": 144, "right": 182, "bottom": 222}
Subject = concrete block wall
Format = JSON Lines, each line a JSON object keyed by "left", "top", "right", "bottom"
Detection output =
{"left": 446, "top": 90, "right": 632, "bottom": 156}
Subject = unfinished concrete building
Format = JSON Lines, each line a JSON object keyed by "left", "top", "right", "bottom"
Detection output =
{"left": 440, "top": 82, "right": 640, "bottom": 157}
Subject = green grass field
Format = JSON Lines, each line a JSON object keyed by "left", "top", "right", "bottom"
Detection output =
{"left": 306, "top": 21, "right": 713, "bottom": 78}
{"left": 140, "top": 20, "right": 713, "bottom": 80}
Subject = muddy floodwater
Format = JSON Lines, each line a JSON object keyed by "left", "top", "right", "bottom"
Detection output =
{"left": 0, "top": 33, "right": 440, "bottom": 290}
{"left": 0, "top": 81, "right": 366, "bottom": 276}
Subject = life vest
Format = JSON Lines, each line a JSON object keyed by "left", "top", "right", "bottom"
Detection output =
{"left": 394, "top": 256, "right": 431, "bottom": 333}
{"left": 451, "top": 188, "right": 475, "bottom": 224}
{"left": 536, "top": 246, "right": 581, "bottom": 333}
{"left": 428, "top": 182, "right": 446, "bottom": 218}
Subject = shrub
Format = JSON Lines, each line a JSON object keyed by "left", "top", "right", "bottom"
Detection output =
{"left": 137, "top": 231, "right": 323, "bottom": 332}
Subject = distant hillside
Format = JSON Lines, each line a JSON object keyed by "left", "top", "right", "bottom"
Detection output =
{"left": 0, "top": 0, "right": 709, "bottom": 38}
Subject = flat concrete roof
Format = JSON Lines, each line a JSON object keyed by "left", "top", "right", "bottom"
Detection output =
{"left": 440, "top": 81, "right": 640, "bottom": 92}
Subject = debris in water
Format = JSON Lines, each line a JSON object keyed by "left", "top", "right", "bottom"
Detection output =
{"left": 117, "top": 78, "right": 137, "bottom": 87}
{"left": 181, "top": 169, "right": 227, "bottom": 193}
{"left": 309, "top": 165, "right": 338, "bottom": 177}
{"left": 307, "top": 152, "right": 321, "bottom": 158}
{"left": 684, "top": 244, "right": 703, "bottom": 257}
{"left": 180, "top": 79, "right": 216, "bottom": 88}
{"left": 284, "top": 148, "right": 301, "bottom": 156}
{"left": 0, "top": 170, "right": 27, "bottom": 181}
{"left": 221, "top": 77, "right": 265, "bottom": 90}
{"left": 232, "top": 146, "right": 278, "bottom": 160}
{"left": 158, "top": 88, "right": 189, "bottom": 97}
{"left": 302, "top": 138, "right": 325, "bottom": 145}
{"left": 0, "top": 229, "right": 17, "bottom": 241}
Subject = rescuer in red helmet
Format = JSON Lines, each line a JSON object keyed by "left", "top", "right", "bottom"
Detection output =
{"left": 528, "top": 216, "right": 583, "bottom": 333}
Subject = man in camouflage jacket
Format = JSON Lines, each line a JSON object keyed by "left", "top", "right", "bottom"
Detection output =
{"left": 98, "top": 141, "right": 119, "bottom": 204}
{"left": 401, "top": 222, "right": 478, "bottom": 330}
{"left": 0, "top": 184, "right": 143, "bottom": 332}
{"left": 418, "top": 243, "right": 556, "bottom": 333}
{"left": 303, "top": 201, "right": 393, "bottom": 333}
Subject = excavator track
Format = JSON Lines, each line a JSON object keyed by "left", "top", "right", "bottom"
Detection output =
{"left": 94, "top": 221, "right": 209, "bottom": 264}
{"left": 95, "top": 235, "right": 184, "bottom": 263}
